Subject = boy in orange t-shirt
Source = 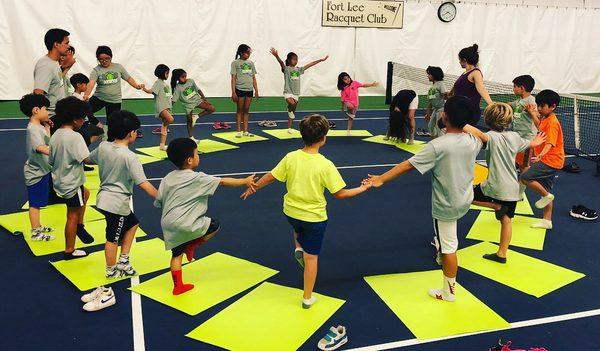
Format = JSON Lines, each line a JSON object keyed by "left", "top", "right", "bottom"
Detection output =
{"left": 521, "top": 89, "right": 564, "bottom": 229}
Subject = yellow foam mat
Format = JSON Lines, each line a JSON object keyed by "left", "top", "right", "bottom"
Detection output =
{"left": 130, "top": 252, "right": 278, "bottom": 315}
{"left": 51, "top": 238, "right": 171, "bottom": 291}
{"left": 187, "top": 282, "right": 345, "bottom": 350}
{"left": 212, "top": 132, "right": 268, "bottom": 144}
{"left": 466, "top": 211, "right": 547, "bottom": 250}
{"left": 363, "top": 136, "right": 427, "bottom": 154}
{"left": 458, "top": 242, "right": 585, "bottom": 297}
{"left": 471, "top": 193, "right": 534, "bottom": 215}
{"left": 364, "top": 270, "right": 509, "bottom": 340}
{"left": 261, "top": 128, "right": 302, "bottom": 140}
{"left": 137, "top": 153, "right": 164, "bottom": 165}
{"left": 136, "top": 146, "right": 168, "bottom": 159}
{"left": 473, "top": 163, "right": 489, "bottom": 185}
{"left": 327, "top": 129, "right": 373, "bottom": 137}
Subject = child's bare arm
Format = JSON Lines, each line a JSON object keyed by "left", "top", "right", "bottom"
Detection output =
{"left": 221, "top": 173, "right": 257, "bottom": 188}
{"left": 138, "top": 181, "right": 158, "bottom": 198}
{"left": 367, "top": 160, "right": 415, "bottom": 187}
{"left": 362, "top": 81, "right": 379, "bottom": 88}
{"left": 35, "top": 145, "right": 50, "bottom": 156}
{"left": 463, "top": 124, "right": 488, "bottom": 143}
{"left": 529, "top": 132, "right": 546, "bottom": 148}
{"left": 269, "top": 48, "right": 285, "bottom": 71}
{"left": 304, "top": 55, "right": 329, "bottom": 70}
{"left": 525, "top": 104, "right": 541, "bottom": 127}
{"left": 333, "top": 181, "right": 372, "bottom": 199}
{"left": 252, "top": 76, "right": 259, "bottom": 99}
{"left": 241, "top": 172, "right": 275, "bottom": 199}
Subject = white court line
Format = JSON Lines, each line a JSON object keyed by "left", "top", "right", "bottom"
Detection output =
{"left": 128, "top": 198, "right": 145, "bottom": 351}
{"left": 345, "top": 308, "right": 600, "bottom": 350}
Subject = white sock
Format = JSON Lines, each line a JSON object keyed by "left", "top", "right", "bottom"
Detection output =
{"left": 443, "top": 275, "right": 456, "bottom": 297}
{"left": 288, "top": 111, "right": 295, "bottom": 120}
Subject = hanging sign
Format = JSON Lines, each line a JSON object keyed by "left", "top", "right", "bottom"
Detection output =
{"left": 322, "top": 0, "right": 404, "bottom": 28}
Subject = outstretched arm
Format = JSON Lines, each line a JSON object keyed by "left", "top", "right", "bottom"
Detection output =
{"left": 241, "top": 172, "right": 276, "bottom": 199}
{"left": 525, "top": 104, "right": 541, "bottom": 127}
{"left": 333, "top": 181, "right": 371, "bottom": 199}
{"left": 126, "top": 76, "right": 143, "bottom": 90}
{"left": 361, "top": 81, "right": 379, "bottom": 88}
{"left": 269, "top": 48, "right": 285, "bottom": 71}
{"left": 139, "top": 181, "right": 158, "bottom": 198}
{"left": 221, "top": 173, "right": 257, "bottom": 189}
{"left": 304, "top": 55, "right": 329, "bottom": 70}
{"left": 367, "top": 160, "right": 415, "bottom": 187}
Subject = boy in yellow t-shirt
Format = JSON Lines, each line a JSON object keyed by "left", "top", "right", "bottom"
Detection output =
{"left": 242, "top": 114, "right": 371, "bottom": 309}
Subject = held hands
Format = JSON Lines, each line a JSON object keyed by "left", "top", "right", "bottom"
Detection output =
{"left": 240, "top": 174, "right": 258, "bottom": 200}
{"left": 360, "top": 178, "right": 373, "bottom": 190}
{"left": 530, "top": 132, "right": 547, "bottom": 148}
{"left": 366, "top": 174, "right": 384, "bottom": 188}
{"left": 136, "top": 84, "right": 144, "bottom": 90}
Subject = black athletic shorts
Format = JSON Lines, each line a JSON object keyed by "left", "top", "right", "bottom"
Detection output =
{"left": 98, "top": 209, "right": 140, "bottom": 244}
{"left": 171, "top": 219, "right": 220, "bottom": 257}
{"left": 62, "top": 185, "right": 86, "bottom": 208}
{"left": 235, "top": 89, "right": 253, "bottom": 98}
{"left": 473, "top": 185, "right": 517, "bottom": 219}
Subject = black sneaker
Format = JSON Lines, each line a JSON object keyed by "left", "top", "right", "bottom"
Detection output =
{"left": 328, "top": 121, "right": 337, "bottom": 129}
{"left": 483, "top": 253, "right": 507, "bottom": 264}
{"left": 570, "top": 205, "right": 598, "bottom": 221}
{"left": 562, "top": 162, "right": 581, "bottom": 173}
{"left": 76, "top": 224, "right": 95, "bottom": 244}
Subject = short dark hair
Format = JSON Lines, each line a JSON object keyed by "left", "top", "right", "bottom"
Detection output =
{"left": 107, "top": 110, "right": 141, "bottom": 140}
{"left": 70, "top": 73, "right": 89, "bottom": 87}
{"left": 512, "top": 75, "right": 535, "bottom": 92}
{"left": 426, "top": 66, "right": 444, "bottom": 81}
{"left": 458, "top": 44, "right": 479, "bottom": 65}
{"left": 299, "top": 114, "right": 329, "bottom": 145}
{"left": 337, "top": 72, "right": 352, "bottom": 90}
{"left": 67, "top": 45, "right": 75, "bottom": 55}
{"left": 154, "top": 64, "right": 170, "bottom": 79}
{"left": 96, "top": 45, "right": 113, "bottom": 58}
{"left": 167, "top": 138, "right": 198, "bottom": 168}
{"left": 44, "top": 28, "right": 70, "bottom": 51}
{"left": 535, "top": 89, "right": 561, "bottom": 108}
{"left": 55, "top": 96, "right": 87, "bottom": 125}
{"left": 444, "top": 95, "right": 473, "bottom": 128}
{"left": 19, "top": 94, "right": 50, "bottom": 117}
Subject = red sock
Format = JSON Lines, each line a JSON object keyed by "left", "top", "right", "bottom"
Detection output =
{"left": 171, "top": 269, "right": 194, "bottom": 295}
{"left": 184, "top": 237, "right": 205, "bottom": 262}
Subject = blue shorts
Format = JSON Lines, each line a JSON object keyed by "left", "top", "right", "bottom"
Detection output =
{"left": 521, "top": 162, "right": 558, "bottom": 191}
{"left": 286, "top": 215, "right": 328, "bottom": 255}
{"left": 27, "top": 173, "right": 51, "bottom": 208}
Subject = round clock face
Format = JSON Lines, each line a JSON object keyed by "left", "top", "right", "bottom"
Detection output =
{"left": 438, "top": 2, "right": 457, "bottom": 23}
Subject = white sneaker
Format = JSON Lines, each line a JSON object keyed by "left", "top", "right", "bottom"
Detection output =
{"left": 30, "top": 228, "right": 54, "bottom": 241}
{"left": 407, "top": 139, "right": 414, "bottom": 145}
{"left": 81, "top": 286, "right": 112, "bottom": 303}
{"left": 383, "top": 135, "right": 390, "bottom": 141}
{"left": 287, "top": 128, "right": 293, "bottom": 134}
{"left": 535, "top": 193, "right": 555, "bottom": 209}
{"left": 159, "top": 145, "right": 168, "bottom": 151}
{"left": 346, "top": 131, "right": 352, "bottom": 136}
{"left": 318, "top": 325, "right": 348, "bottom": 351}
{"left": 191, "top": 114, "right": 199, "bottom": 127}
{"left": 428, "top": 288, "right": 455, "bottom": 302}
{"left": 235, "top": 132, "right": 242, "bottom": 138}
{"left": 302, "top": 295, "right": 317, "bottom": 309}
{"left": 531, "top": 219, "right": 553, "bottom": 229}
{"left": 83, "top": 288, "right": 116, "bottom": 312}
{"left": 244, "top": 132, "right": 254, "bottom": 137}
{"left": 189, "top": 136, "right": 198, "bottom": 143}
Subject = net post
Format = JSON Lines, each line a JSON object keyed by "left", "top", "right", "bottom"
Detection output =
{"left": 385, "top": 61, "right": 393, "bottom": 105}
{"left": 573, "top": 95, "right": 581, "bottom": 152}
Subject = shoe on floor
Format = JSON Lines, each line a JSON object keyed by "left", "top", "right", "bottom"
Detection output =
{"left": 64, "top": 249, "right": 87, "bottom": 260}
{"left": 483, "top": 253, "right": 507, "bottom": 264}
{"left": 243, "top": 132, "right": 254, "bottom": 137}
{"left": 258, "top": 120, "right": 267, "bottom": 127}
{"left": 83, "top": 288, "right": 116, "bottom": 312}
{"left": 220, "top": 122, "right": 231, "bottom": 129}
{"left": 531, "top": 219, "right": 553, "bottom": 229}
{"left": 30, "top": 228, "right": 55, "bottom": 241}
{"left": 213, "top": 121, "right": 223, "bottom": 130}
{"left": 294, "top": 248, "right": 305, "bottom": 268}
{"left": 189, "top": 136, "right": 199, "bottom": 143}
{"left": 265, "top": 120, "right": 277, "bottom": 127}
{"left": 191, "top": 114, "right": 199, "bottom": 127}
{"left": 570, "top": 205, "right": 598, "bottom": 221}
{"left": 235, "top": 132, "right": 242, "bottom": 138}
{"left": 106, "top": 266, "right": 126, "bottom": 279}
{"left": 159, "top": 144, "right": 168, "bottom": 151}
{"left": 302, "top": 295, "right": 317, "bottom": 309}
{"left": 317, "top": 326, "right": 348, "bottom": 351}
{"left": 535, "top": 193, "right": 555, "bottom": 209}
{"left": 81, "top": 286, "right": 112, "bottom": 303}
{"left": 117, "top": 261, "right": 137, "bottom": 277}
{"left": 328, "top": 122, "right": 337, "bottom": 129}
{"left": 428, "top": 288, "right": 456, "bottom": 302}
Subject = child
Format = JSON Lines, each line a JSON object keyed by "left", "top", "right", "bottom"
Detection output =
{"left": 425, "top": 66, "right": 447, "bottom": 138}
{"left": 367, "top": 96, "right": 482, "bottom": 302}
{"left": 521, "top": 90, "right": 564, "bottom": 230}
{"left": 171, "top": 69, "right": 216, "bottom": 142}
{"left": 70, "top": 73, "right": 104, "bottom": 147}
{"left": 337, "top": 72, "right": 378, "bottom": 135}
{"left": 270, "top": 48, "right": 328, "bottom": 133}
{"left": 154, "top": 138, "right": 256, "bottom": 295}
{"left": 49, "top": 97, "right": 95, "bottom": 259}
{"left": 231, "top": 44, "right": 259, "bottom": 138}
{"left": 464, "top": 103, "right": 546, "bottom": 263}
{"left": 143, "top": 64, "right": 174, "bottom": 150}
{"left": 510, "top": 75, "right": 539, "bottom": 170}
{"left": 21, "top": 94, "right": 54, "bottom": 241}
{"left": 384, "top": 89, "right": 417, "bottom": 144}
{"left": 242, "top": 114, "right": 372, "bottom": 308}
{"left": 80, "top": 111, "right": 158, "bottom": 312}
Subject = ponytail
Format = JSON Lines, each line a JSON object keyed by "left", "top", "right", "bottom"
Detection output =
{"left": 170, "top": 69, "right": 186, "bottom": 93}
{"left": 236, "top": 44, "right": 251, "bottom": 59}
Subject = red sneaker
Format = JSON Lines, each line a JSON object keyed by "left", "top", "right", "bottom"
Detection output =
{"left": 220, "top": 122, "right": 231, "bottom": 129}
{"left": 213, "top": 121, "right": 223, "bottom": 130}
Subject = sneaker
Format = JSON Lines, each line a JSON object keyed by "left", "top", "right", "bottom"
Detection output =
{"left": 159, "top": 145, "right": 168, "bottom": 151}
{"left": 219, "top": 122, "right": 231, "bottom": 129}
{"left": 213, "top": 121, "right": 223, "bottom": 130}
{"left": 288, "top": 111, "right": 295, "bottom": 120}
{"left": 30, "top": 228, "right": 54, "bottom": 241}
{"left": 265, "top": 121, "right": 277, "bottom": 128}
{"left": 287, "top": 128, "right": 293, "bottom": 134}
{"left": 190, "top": 136, "right": 199, "bottom": 143}
{"left": 244, "top": 132, "right": 254, "bottom": 137}
{"left": 318, "top": 326, "right": 348, "bottom": 351}
{"left": 64, "top": 249, "right": 87, "bottom": 260}
{"left": 407, "top": 138, "right": 414, "bottom": 145}
{"left": 117, "top": 261, "right": 137, "bottom": 276}
{"left": 302, "top": 295, "right": 317, "bottom": 309}
{"left": 294, "top": 248, "right": 305, "bottom": 268}
{"left": 328, "top": 121, "right": 337, "bottom": 129}
{"left": 531, "top": 219, "right": 553, "bottom": 229}
{"left": 191, "top": 114, "right": 199, "bottom": 127}
{"left": 106, "top": 266, "right": 125, "bottom": 279}
{"left": 258, "top": 120, "right": 267, "bottom": 127}
{"left": 39, "top": 226, "right": 53, "bottom": 233}
{"left": 383, "top": 135, "right": 390, "bottom": 141}
{"left": 151, "top": 127, "right": 162, "bottom": 135}
{"left": 136, "top": 130, "right": 144, "bottom": 138}
{"left": 535, "top": 193, "right": 554, "bottom": 209}
{"left": 235, "top": 132, "right": 242, "bottom": 138}
{"left": 570, "top": 205, "right": 598, "bottom": 221}
{"left": 428, "top": 288, "right": 456, "bottom": 302}
{"left": 83, "top": 288, "right": 116, "bottom": 312}
{"left": 76, "top": 224, "right": 94, "bottom": 244}
{"left": 81, "top": 286, "right": 112, "bottom": 303}
{"left": 483, "top": 253, "right": 507, "bottom": 264}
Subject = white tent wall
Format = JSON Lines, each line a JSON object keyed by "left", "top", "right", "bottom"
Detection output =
{"left": 0, "top": 0, "right": 599, "bottom": 100}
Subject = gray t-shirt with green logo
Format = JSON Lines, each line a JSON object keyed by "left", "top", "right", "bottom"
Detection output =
{"left": 33, "top": 55, "right": 66, "bottom": 116}
{"left": 230, "top": 59, "right": 256, "bottom": 92}
{"left": 24, "top": 123, "right": 52, "bottom": 186}
{"left": 428, "top": 81, "right": 446, "bottom": 110}
{"left": 151, "top": 79, "right": 173, "bottom": 118}
{"left": 409, "top": 133, "right": 482, "bottom": 221}
{"left": 49, "top": 128, "right": 89, "bottom": 198}
{"left": 173, "top": 79, "right": 202, "bottom": 113}
{"left": 481, "top": 131, "right": 530, "bottom": 201}
{"left": 283, "top": 66, "right": 305, "bottom": 95}
{"left": 90, "top": 63, "right": 131, "bottom": 103}
{"left": 154, "top": 170, "right": 221, "bottom": 250}
{"left": 89, "top": 141, "right": 148, "bottom": 216}
{"left": 510, "top": 95, "right": 537, "bottom": 140}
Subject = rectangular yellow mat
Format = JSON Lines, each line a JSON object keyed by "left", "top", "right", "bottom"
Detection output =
{"left": 466, "top": 211, "right": 546, "bottom": 250}
{"left": 364, "top": 270, "right": 509, "bottom": 340}
{"left": 1, "top": 205, "right": 103, "bottom": 234}
{"left": 187, "top": 282, "right": 345, "bottom": 350}
{"left": 212, "top": 132, "right": 269, "bottom": 144}
{"left": 363, "top": 136, "right": 427, "bottom": 154}
{"left": 458, "top": 242, "right": 585, "bottom": 297}
{"left": 471, "top": 193, "right": 534, "bottom": 215}
{"left": 51, "top": 238, "right": 171, "bottom": 291}
{"left": 363, "top": 135, "right": 400, "bottom": 146}
{"left": 327, "top": 129, "right": 373, "bottom": 137}
{"left": 129, "top": 252, "right": 278, "bottom": 315}
{"left": 262, "top": 128, "right": 302, "bottom": 140}
{"left": 137, "top": 153, "right": 164, "bottom": 165}
{"left": 473, "top": 163, "right": 489, "bottom": 185}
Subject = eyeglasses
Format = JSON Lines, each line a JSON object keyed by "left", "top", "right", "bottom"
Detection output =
{"left": 98, "top": 57, "right": 111, "bottom": 62}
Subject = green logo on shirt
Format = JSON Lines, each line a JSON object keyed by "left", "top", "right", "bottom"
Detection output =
{"left": 241, "top": 63, "right": 252, "bottom": 74}
{"left": 100, "top": 72, "right": 119, "bottom": 85}
{"left": 290, "top": 70, "right": 300, "bottom": 80}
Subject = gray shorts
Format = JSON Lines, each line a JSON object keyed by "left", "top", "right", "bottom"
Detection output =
{"left": 521, "top": 162, "right": 558, "bottom": 191}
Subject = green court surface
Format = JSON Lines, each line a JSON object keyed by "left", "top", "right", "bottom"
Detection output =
{"left": 186, "top": 282, "right": 345, "bottom": 351}
{"left": 130, "top": 252, "right": 278, "bottom": 315}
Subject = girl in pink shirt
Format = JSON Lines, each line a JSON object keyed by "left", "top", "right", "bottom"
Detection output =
{"left": 337, "top": 72, "right": 378, "bottom": 134}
